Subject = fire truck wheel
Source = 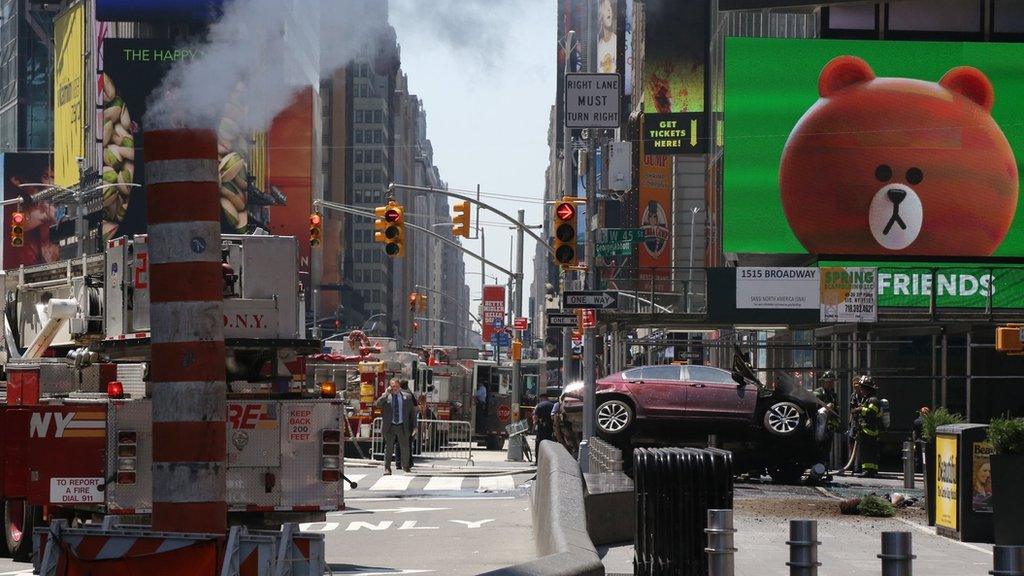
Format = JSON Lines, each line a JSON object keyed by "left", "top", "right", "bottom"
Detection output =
{"left": 5, "top": 499, "right": 39, "bottom": 562}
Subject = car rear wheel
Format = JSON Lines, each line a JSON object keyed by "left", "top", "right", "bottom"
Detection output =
{"left": 763, "top": 401, "right": 806, "bottom": 437}
{"left": 596, "top": 399, "right": 634, "bottom": 437}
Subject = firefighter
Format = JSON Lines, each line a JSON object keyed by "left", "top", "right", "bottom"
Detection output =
{"left": 851, "top": 375, "right": 881, "bottom": 477}
{"left": 813, "top": 370, "right": 840, "bottom": 465}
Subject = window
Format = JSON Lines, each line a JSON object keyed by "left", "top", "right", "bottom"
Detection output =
{"left": 353, "top": 270, "right": 362, "bottom": 283}
{"left": 622, "top": 368, "right": 643, "bottom": 380}
{"left": 355, "top": 150, "right": 363, "bottom": 163}
{"left": 354, "top": 250, "right": 363, "bottom": 263}
{"left": 373, "top": 149, "right": 382, "bottom": 163}
{"left": 372, "top": 170, "right": 382, "bottom": 184}
{"left": 373, "top": 110, "right": 382, "bottom": 123}
{"left": 685, "top": 366, "right": 735, "bottom": 384}
{"left": 355, "top": 130, "right": 363, "bottom": 144}
{"left": 355, "top": 110, "right": 364, "bottom": 123}
{"left": 640, "top": 366, "right": 681, "bottom": 381}
{"left": 373, "top": 130, "right": 382, "bottom": 144}
{"left": 373, "top": 251, "right": 382, "bottom": 263}
{"left": 372, "top": 269, "right": 381, "bottom": 282}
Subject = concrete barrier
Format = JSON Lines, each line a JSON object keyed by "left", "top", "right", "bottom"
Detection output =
{"left": 480, "top": 440, "right": 604, "bottom": 576}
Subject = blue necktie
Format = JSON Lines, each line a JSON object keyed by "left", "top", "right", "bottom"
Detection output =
{"left": 393, "top": 394, "right": 401, "bottom": 425}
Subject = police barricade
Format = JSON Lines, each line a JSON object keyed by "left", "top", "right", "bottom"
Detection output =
{"left": 634, "top": 447, "right": 734, "bottom": 576}
{"left": 370, "top": 417, "right": 474, "bottom": 466}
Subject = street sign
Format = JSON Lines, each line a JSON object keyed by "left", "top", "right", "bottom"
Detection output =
{"left": 563, "top": 290, "right": 618, "bottom": 310}
{"left": 564, "top": 73, "right": 621, "bottom": 128}
{"left": 547, "top": 312, "right": 577, "bottom": 327}
{"left": 491, "top": 332, "right": 511, "bottom": 347}
{"left": 513, "top": 317, "right": 528, "bottom": 331}
{"left": 596, "top": 228, "right": 644, "bottom": 257}
{"left": 497, "top": 405, "right": 511, "bottom": 422}
{"left": 492, "top": 318, "right": 504, "bottom": 330}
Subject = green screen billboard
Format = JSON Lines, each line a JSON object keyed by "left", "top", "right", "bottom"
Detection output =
{"left": 724, "top": 38, "right": 1024, "bottom": 258}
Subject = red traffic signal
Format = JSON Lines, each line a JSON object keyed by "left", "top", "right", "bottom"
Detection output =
{"left": 309, "top": 212, "right": 322, "bottom": 226}
{"left": 384, "top": 209, "right": 402, "bottom": 223}
{"left": 10, "top": 210, "right": 25, "bottom": 248}
{"left": 555, "top": 201, "right": 576, "bottom": 222}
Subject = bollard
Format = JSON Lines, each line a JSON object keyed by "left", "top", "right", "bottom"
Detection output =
{"left": 991, "top": 546, "right": 1024, "bottom": 576}
{"left": 786, "top": 520, "right": 821, "bottom": 576}
{"left": 705, "top": 509, "right": 737, "bottom": 576}
{"left": 902, "top": 441, "right": 916, "bottom": 489}
{"left": 878, "top": 532, "right": 915, "bottom": 576}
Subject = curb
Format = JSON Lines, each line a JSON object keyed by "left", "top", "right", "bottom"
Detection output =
{"left": 480, "top": 440, "right": 604, "bottom": 576}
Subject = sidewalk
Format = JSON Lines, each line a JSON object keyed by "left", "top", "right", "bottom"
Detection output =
{"left": 600, "top": 482, "right": 992, "bottom": 576}
{"left": 345, "top": 436, "right": 538, "bottom": 476}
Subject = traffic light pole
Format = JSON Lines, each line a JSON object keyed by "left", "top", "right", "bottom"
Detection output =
{"left": 508, "top": 209, "right": 526, "bottom": 462}
{"left": 316, "top": 200, "right": 514, "bottom": 277}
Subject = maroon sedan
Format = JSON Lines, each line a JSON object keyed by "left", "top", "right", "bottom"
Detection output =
{"left": 560, "top": 364, "right": 813, "bottom": 439}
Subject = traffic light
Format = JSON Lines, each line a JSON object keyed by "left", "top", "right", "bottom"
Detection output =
{"left": 10, "top": 211, "right": 25, "bottom": 248}
{"left": 417, "top": 293, "right": 427, "bottom": 312}
{"left": 309, "top": 212, "right": 322, "bottom": 246}
{"left": 409, "top": 292, "right": 418, "bottom": 311}
{"left": 451, "top": 200, "right": 471, "bottom": 238}
{"left": 376, "top": 202, "right": 404, "bottom": 257}
{"left": 996, "top": 325, "right": 1024, "bottom": 354}
{"left": 510, "top": 338, "right": 522, "bottom": 361}
{"left": 552, "top": 197, "right": 577, "bottom": 267}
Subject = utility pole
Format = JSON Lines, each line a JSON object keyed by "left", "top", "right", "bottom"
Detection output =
{"left": 508, "top": 209, "right": 526, "bottom": 461}
{"left": 561, "top": 30, "right": 575, "bottom": 392}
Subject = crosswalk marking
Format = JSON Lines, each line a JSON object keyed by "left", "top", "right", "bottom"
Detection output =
{"left": 477, "top": 476, "right": 515, "bottom": 491}
{"left": 370, "top": 474, "right": 415, "bottom": 491}
{"left": 423, "top": 476, "right": 464, "bottom": 491}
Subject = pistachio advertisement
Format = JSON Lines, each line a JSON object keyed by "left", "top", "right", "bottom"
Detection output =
{"left": 822, "top": 261, "right": 1024, "bottom": 309}
{"left": 100, "top": 38, "right": 261, "bottom": 239}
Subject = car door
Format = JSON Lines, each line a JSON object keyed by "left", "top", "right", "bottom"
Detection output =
{"left": 684, "top": 365, "right": 758, "bottom": 421}
{"left": 624, "top": 365, "right": 684, "bottom": 418}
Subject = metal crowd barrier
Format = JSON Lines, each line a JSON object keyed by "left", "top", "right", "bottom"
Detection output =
{"left": 370, "top": 417, "right": 474, "bottom": 466}
{"left": 634, "top": 447, "right": 734, "bottom": 576}
{"left": 589, "top": 436, "right": 624, "bottom": 473}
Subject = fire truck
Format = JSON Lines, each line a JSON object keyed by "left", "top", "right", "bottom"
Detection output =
{"left": 0, "top": 235, "right": 344, "bottom": 561}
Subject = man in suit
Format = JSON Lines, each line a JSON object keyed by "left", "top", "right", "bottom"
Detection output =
{"left": 376, "top": 378, "right": 416, "bottom": 474}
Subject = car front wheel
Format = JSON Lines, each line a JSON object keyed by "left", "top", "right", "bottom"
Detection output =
{"left": 596, "top": 398, "right": 634, "bottom": 437}
{"left": 763, "top": 401, "right": 806, "bottom": 437}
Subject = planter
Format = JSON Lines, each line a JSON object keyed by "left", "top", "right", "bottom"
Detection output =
{"left": 925, "top": 441, "right": 936, "bottom": 526}
{"left": 991, "top": 453, "right": 1024, "bottom": 545}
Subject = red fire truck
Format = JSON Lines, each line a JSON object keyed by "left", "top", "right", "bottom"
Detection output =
{"left": 0, "top": 235, "right": 344, "bottom": 561}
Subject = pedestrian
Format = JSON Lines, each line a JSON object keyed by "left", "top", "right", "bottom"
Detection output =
{"left": 532, "top": 389, "right": 556, "bottom": 465}
{"left": 813, "top": 370, "right": 841, "bottom": 466}
{"left": 397, "top": 380, "right": 418, "bottom": 468}
{"left": 475, "top": 382, "right": 488, "bottom": 434}
{"left": 912, "top": 406, "right": 930, "bottom": 472}
{"left": 851, "top": 375, "right": 881, "bottom": 478}
{"left": 375, "top": 378, "right": 416, "bottom": 474}
{"left": 550, "top": 398, "right": 563, "bottom": 446}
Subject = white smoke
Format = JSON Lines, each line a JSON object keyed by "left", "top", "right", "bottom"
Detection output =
{"left": 145, "top": 0, "right": 530, "bottom": 132}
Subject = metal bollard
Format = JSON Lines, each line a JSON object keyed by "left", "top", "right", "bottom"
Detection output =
{"left": 878, "top": 532, "right": 915, "bottom": 576}
{"left": 705, "top": 509, "right": 737, "bottom": 576}
{"left": 991, "top": 546, "right": 1024, "bottom": 576}
{"left": 786, "top": 520, "right": 821, "bottom": 576}
{"left": 902, "top": 441, "right": 916, "bottom": 489}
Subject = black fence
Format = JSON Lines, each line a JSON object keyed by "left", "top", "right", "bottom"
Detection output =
{"left": 634, "top": 447, "right": 734, "bottom": 576}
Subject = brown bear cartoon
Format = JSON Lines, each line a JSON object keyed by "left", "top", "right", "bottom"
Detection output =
{"left": 779, "top": 55, "right": 1018, "bottom": 256}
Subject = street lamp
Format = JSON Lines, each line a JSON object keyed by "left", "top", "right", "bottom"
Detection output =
{"left": 687, "top": 206, "right": 702, "bottom": 313}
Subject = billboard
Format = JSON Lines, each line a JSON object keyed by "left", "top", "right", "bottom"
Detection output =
{"left": 265, "top": 88, "right": 315, "bottom": 276}
{"left": 96, "top": 0, "right": 225, "bottom": 22}
{"left": 54, "top": 4, "right": 85, "bottom": 188}
{"left": 637, "top": 145, "right": 671, "bottom": 292}
{"left": 2, "top": 154, "right": 57, "bottom": 270}
{"left": 641, "top": 0, "right": 708, "bottom": 154}
{"left": 725, "top": 38, "right": 1024, "bottom": 258}
{"left": 481, "top": 285, "right": 506, "bottom": 344}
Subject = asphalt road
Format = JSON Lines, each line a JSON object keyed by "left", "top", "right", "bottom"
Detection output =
{"left": 0, "top": 466, "right": 537, "bottom": 576}
{"left": 321, "top": 466, "right": 537, "bottom": 575}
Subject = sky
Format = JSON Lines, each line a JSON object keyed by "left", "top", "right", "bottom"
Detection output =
{"left": 389, "top": 0, "right": 556, "bottom": 322}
